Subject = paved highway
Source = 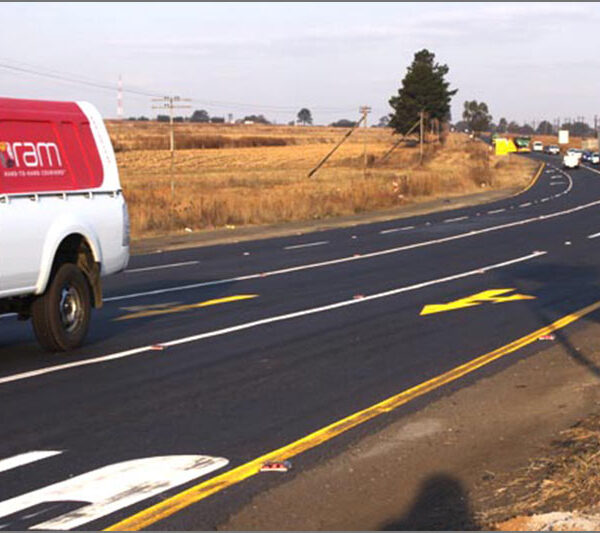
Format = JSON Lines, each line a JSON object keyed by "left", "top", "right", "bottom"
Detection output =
{"left": 2, "top": 153, "right": 600, "bottom": 530}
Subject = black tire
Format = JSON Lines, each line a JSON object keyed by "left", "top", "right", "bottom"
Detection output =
{"left": 31, "top": 263, "right": 91, "bottom": 352}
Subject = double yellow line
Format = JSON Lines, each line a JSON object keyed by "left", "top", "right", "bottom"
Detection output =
{"left": 106, "top": 298, "right": 600, "bottom": 531}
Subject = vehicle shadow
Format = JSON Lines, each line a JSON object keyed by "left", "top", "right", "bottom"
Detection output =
{"left": 380, "top": 473, "right": 478, "bottom": 530}
{"left": 0, "top": 277, "right": 240, "bottom": 371}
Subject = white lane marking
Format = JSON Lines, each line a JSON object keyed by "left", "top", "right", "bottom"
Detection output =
{"left": 550, "top": 183, "right": 565, "bottom": 186}
{"left": 103, "top": 174, "right": 584, "bottom": 306}
{"left": 0, "top": 251, "right": 546, "bottom": 386}
{"left": 0, "top": 455, "right": 228, "bottom": 530}
{"left": 582, "top": 164, "right": 600, "bottom": 176}
{"left": 379, "top": 226, "right": 414, "bottom": 234}
{"left": 0, "top": 314, "right": 15, "bottom": 320}
{"left": 124, "top": 261, "right": 199, "bottom": 274}
{"left": 588, "top": 232, "right": 600, "bottom": 239}
{"left": 540, "top": 198, "right": 549, "bottom": 202}
{"left": 443, "top": 216, "right": 469, "bottom": 223}
{"left": 284, "top": 241, "right": 329, "bottom": 250}
{"left": 487, "top": 209, "right": 505, "bottom": 214}
{"left": 519, "top": 202, "right": 532, "bottom": 208}
{"left": 0, "top": 451, "right": 62, "bottom": 474}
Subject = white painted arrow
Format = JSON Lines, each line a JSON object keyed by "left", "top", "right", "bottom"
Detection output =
{"left": 0, "top": 454, "right": 228, "bottom": 530}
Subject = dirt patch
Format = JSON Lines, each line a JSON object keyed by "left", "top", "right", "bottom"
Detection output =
{"left": 497, "top": 512, "right": 600, "bottom": 531}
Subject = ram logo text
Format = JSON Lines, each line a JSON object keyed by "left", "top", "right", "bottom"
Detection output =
{"left": 0, "top": 141, "right": 62, "bottom": 169}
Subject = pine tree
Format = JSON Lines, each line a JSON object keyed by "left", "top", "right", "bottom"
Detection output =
{"left": 389, "top": 49, "right": 457, "bottom": 134}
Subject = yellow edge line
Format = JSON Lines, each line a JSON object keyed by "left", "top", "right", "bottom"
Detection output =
{"left": 106, "top": 297, "right": 600, "bottom": 531}
{"left": 513, "top": 161, "right": 545, "bottom": 197}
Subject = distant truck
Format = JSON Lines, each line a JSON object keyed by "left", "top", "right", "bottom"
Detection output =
{"left": 0, "top": 98, "right": 129, "bottom": 351}
{"left": 532, "top": 141, "right": 543, "bottom": 152}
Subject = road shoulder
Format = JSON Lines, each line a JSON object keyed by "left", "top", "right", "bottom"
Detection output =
{"left": 219, "top": 313, "right": 600, "bottom": 530}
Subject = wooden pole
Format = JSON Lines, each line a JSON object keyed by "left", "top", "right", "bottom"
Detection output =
{"left": 307, "top": 115, "right": 365, "bottom": 178}
{"left": 378, "top": 118, "right": 421, "bottom": 163}
{"left": 419, "top": 111, "right": 424, "bottom": 165}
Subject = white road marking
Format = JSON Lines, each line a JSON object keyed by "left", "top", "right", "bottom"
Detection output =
{"left": 550, "top": 183, "right": 565, "bottom": 186}
{"left": 443, "top": 216, "right": 469, "bottom": 223}
{"left": 284, "top": 241, "right": 329, "bottom": 250}
{"left": 379, "top": 226, "right": 414, "bottom": 234}
{"left": 0, "top": 252, "right": 546, "bottom": 386}
{"left": 0, "top": 451, "right": 62, "bottom": 474}
{"left": 519, "top": 202, "right": 532, "bottom": 208}
{"left": 487, "top": 209, "right": 505, "bottom": 214}
{"left": 0, "top": 455, "right": 228, "bottom": 530}
{"left": 124, "top": 261, "right": 199, "bottom": 274}
{"left": 102, "top": 173, "right": 584, "bottom": 306}
{"left": 588, "top": 232, "right": 600, "bottom": 239}
{"left": 0, "top": 314, "right": 15, "bottom": 320}
{"left": 582, "top": 164, "right": 600, "bottom": 176}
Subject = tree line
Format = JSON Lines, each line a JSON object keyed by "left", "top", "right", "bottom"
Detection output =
{"left": 124, "top": 49, "right": 592, "bottom": 137}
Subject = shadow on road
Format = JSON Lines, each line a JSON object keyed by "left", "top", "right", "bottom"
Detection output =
{"left": 381, "top": 473, "right": 478, "bottom": 531}
{"left": 505, "top": 261, "right": 600, "bottom": 379}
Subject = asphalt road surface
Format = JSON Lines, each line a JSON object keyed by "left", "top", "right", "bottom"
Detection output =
{"left": 2, "top": 152, "right": 600, "bottom": 530}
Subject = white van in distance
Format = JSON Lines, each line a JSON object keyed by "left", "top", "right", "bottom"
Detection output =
{"left": 0, "top": 97, "right": 129, "bottom": 351}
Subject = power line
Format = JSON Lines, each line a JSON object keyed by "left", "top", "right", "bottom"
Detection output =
{"left": 0, "top": 56, "right": 387, "bottom": 116}
{"left": 0, "top": 59, "right": 160, "bottom": 98}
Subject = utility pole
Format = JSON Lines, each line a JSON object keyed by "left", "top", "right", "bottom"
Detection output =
{"left": 359, "top": 105, "right": 371, "bottom": 178}
{"left": 419, "top": 110, "right": 425, "bottom": 166}
{"left": 117, "top": 75, "right": 123, "bottom": 120}
{"left": 307, "top": 113, "right": 365, "bottom": 178}
{"left": 152, "top": 96, "right": 192, "bottom": 198}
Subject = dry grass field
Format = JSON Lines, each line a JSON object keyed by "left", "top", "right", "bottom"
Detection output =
{"left": 106, "top": 122, "right": 538, "bottom": 238}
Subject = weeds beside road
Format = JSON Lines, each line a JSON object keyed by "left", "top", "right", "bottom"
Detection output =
{"left": 107, "top": 123, "right": 537, "bottom": 238}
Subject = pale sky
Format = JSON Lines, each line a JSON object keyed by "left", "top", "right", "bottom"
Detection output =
{"left": 1, "top": 2, "right": 598, "bottom": 125}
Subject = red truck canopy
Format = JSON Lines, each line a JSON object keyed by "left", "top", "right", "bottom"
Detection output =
{"left": 0, "top": 98, "right": 104, "bottom": 194}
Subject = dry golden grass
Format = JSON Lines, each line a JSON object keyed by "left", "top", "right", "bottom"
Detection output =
{"left": 113, "top": 123, "right": 537, "bottom": 238}
{"left": 478, "top": 414, "right": 600, "bottom": 528}
{"left": 107, "top": 121, "right": 393, "bottom": 151}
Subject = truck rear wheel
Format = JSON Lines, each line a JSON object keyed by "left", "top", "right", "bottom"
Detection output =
{"left": 31, "top": 263, "right": 91, "bottom": 352}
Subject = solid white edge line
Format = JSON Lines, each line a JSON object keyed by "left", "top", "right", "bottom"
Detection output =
{"left": 0, "top": 251, "right": 546, "bottom": 386}
{"left": 0, "top": 451, "right": 62, "bottom": 474}
{"left": 582, "top": 164, "right": 600, "bottom": 176}
{"left": 284, "top": 241, "right": 330, "bottom": 250}
{"left": 124, "top": 261, "right": 199, "bottom": 274}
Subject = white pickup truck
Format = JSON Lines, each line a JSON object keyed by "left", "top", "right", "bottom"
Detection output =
{"left": 563, "top": 149, "right": 581, "bottom": 169}
{"left": 0, "top": 98, "right": 129, "bottom": 351}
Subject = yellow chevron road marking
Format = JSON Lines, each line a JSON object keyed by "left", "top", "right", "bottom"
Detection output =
{"left": 420, "top": 288, "right": 535, "bottom": 316}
